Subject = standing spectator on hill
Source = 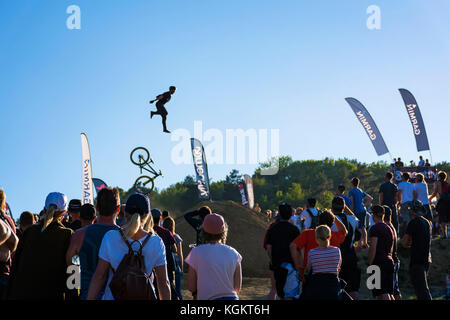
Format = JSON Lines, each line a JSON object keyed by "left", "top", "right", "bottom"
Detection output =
{"left": 8, "top": 192, "right": 73, "bottom": 300}
{"left": 300, "top": 198, "right": 320, "bottom": 231}
{"left": 429, "top": 171, "right": 450, "bottom": 239}
{"left": 163, "top": 216, "right": 184, "bottom": 300}
{"left": 186, "top": 213, "right": 242, "bottom": 300}
{"left": 379, "top": 172, "right": 399, "bottom": 234}
{"left": 401, "top": 200, "right": 432, "bottom": 300}
{"left": 336, "top": 185, "right": 352, "bottom": 208}
{"left": 367, "top": 205, "right": 394, "bottom": 300}
{"left": 152, "top": 208, "right": 178, "bottom": 300}
{"left": 332, "top": 196, "right": 362, "bottom": 300}
{"left": 16, "top": 211, "right": 35, "bottom": 239}
{"left": 184, "top": 206, "right": 212, "bottom": 246}
{"left": 290, "top": 208, "right": 347, "bottom": 284}
{"left": 413, "top": 173, "right": 432, "bottom": 221}
{"left": 302, "top": 225, "right": 343, "bottom": 300}
{"left": 383, "top": 205, "right": 402, "bottom": 300}
{"left": 79, "top": 204, "right": 96, "bottom": 228}
{"left": 349, "top": 177, "right": 372, "bottom": 247}
{"left": 266, "top": 203, "right": 300, "bottom": 300}
{"left": 66, "top": 188, "right": 121, "bottom": 300}
{"left": 67, "top": 199, "right": 82, "bottom": 231}
{"left": 87, "top": 193, "right": 170, "bottom": 300}
{"left": 397, "top": 158, "right": 404, "bottom": 168}
{"left": 397, "top": 172, "right": 415, "bottom": 237}
{"left": 418, "top": 156, "right": 425, "bottom": 168}
{"left": 424, "top": 159, "right": 431, "bottom": 167}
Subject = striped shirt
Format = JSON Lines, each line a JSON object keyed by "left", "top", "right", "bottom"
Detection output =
{"left": 306, "top": 246, "right": 341, "bottom": 275}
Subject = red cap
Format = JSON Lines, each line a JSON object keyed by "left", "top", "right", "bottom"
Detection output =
{"left": 202, "top": 213, "right": 226, "bottom": 235}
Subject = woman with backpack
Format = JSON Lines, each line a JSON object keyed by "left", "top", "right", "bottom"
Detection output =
{"left": 87, "top": 193, "right": 170, "bottom": 300}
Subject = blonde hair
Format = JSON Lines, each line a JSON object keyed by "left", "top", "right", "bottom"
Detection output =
{"left": 41, "top": 206, "right": 65, "bottom": 232}
{"left": 162, "top": 216, "right": 175, "bottom": 234}
{"left": 124, "top": 212, "right": 152, "bottom": 238}
{"left": 0, "top": 189, "right": 5, "bottom": 212}
{"left": 315, "top": 225, "right": 331, "bottom": 247}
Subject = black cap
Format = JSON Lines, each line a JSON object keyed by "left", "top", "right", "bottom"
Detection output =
{"left": 125, "top": 193, "right": 151, "bottom": 216}
{"left": 68, "top": 199, "right": 82, "bottom": 212}
{"left": 80, "top": 204, "right": 96, "bottom": 221}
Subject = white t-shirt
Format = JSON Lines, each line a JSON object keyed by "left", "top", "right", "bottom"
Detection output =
{"left": 300, "top": 208, "right": 319, "bottom": 230}
{"left": 334, "top": 214, "right": 360, "bottom": 248}
{"left": 414, "top": 182, "right": 429, "bottom": 205}
{"left": 185, "top": 243, "right": 242, "bottom": 300}
{"left": 98, "top": 230, "right": 167, "bottom": 300}
{"left": 398, "top": 181, "right": 415, "bottom": 203}
{"left": 289, "top": 215, "right": 302, "bottom": 231}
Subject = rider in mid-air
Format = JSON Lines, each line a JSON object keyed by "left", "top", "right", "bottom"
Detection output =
{"left": 150, "top": 86, "right": 177, "bottom": 133}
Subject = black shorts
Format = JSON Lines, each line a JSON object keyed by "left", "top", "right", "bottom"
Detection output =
{"left": 339, "top": 251, "right": 361, "bottom": 292}
{"left": 371, "top": 260, "right": 394, "bottom": 297}
{"left": 156, "top": 103, "right": 168, "bottom": 116}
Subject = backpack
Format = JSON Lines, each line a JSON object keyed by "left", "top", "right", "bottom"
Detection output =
{"left": 306, "top": 209, "right": 320, "bottom": 229}
{"left": 109, "top": 229, "right": 156, "bottom": 300}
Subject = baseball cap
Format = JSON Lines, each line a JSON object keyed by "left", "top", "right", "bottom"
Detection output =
{"left": 68, "top": 199, "right": 82, "bottom": 212}
{"left": 202, "top": 213, "right": 226, "bottom": 235}
{"left": 151, "top": 208, "right": 162, "bottom": 219}
{"left": 80, "top": 203, "right": 96, "bottom": 221}
{"left": 125, "top": 193, "right": 151, "bottom": 215}
{"left": 45, "top": 192, "right": 68, "bottom": 212}
{"left": 408, "top": 199, "right": 426, "bottom": 216}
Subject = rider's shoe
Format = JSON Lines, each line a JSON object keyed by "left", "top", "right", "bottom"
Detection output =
{"left": 163, "top": 129, "right": 171, "bottom": 133}
{"left": 150, "top": 111, "right": 155, "bottom": 119}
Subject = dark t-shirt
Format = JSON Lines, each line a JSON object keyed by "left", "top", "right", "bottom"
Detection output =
{"left": 386, "top": 223, "right": 399, "bottom": 263}
{"left": 379, "top": 182, "right": 398, "bottom": 206}
{"left": 266, "top": 221, "right": 300, "bottom": 268}
{"left": 69, "top": 220, "right": 82, "bottom": 231}
{"left": 406, "top": 217, "right": 432, "bottom": 266}
{"left": 154, "top": 225, "right": 176, "bottom": 272}
{"left": 368, "top": 222, "right": 394, "bottom": 263}
{"left": 157, "top": 91, "right": 172, "bottom": 105}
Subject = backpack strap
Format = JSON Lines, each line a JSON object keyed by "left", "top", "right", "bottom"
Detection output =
{"left": 138, "top": 232, "right": 152, "bottom": 255}
{"left": 117, "top": 228, "right": 134, "bottom": 254}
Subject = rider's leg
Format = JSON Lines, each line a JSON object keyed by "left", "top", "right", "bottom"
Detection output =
{"left": 162, "top": 115, "right": 170, "bottom": 133}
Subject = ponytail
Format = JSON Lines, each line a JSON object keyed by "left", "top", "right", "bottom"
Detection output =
{"left": 124, "top": 213, "right": 141, "bottom": 238}
{"left": 41, "top": 206, "right": 56, "bottom": 232}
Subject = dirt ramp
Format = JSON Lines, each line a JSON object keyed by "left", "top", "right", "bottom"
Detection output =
{"left": 174, "top": 200, "right": 270, "bottom": 277}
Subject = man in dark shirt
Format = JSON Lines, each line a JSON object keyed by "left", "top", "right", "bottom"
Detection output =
{"left": 266, "top": 203, "right": 300, "bottom": 300}
{"left": 184, "top": 206, "right": 212, "bottom": 246}
{"left": 401, "top": 200, "right": 432, "bottom": 300}
{"left": 368, "top": 205, "right": 394, "bottom": 300}
{"left": 383, "top": 205, "right": 402, "bottom": 300}
{"left": 150, "top": 86, "right": 177, "bottom": 133}
{"left": 66, "top": 199, "right": 82, "bottom": 231}
{"left": 379, "top": 172, "right": 399, "bottom": 234}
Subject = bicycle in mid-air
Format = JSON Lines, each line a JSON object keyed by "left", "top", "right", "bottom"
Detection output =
{"left": 130, "top": 147, "right": 162, "bottom": 194}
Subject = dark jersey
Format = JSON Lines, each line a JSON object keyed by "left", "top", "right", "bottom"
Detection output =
{"left": 157, "top": 91, "right": 172, "bottom": 105}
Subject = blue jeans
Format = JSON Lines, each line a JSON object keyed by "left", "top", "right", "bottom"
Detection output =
{"left": 393, "top": 261, "right": 401, "bottom": 296}
{"left": 175, "top": 269, "right": 183, "bottom": 300}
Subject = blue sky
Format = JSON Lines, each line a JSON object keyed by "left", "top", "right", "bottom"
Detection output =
{"left": 1, "top": 0, "right": 449, "bottom": 218}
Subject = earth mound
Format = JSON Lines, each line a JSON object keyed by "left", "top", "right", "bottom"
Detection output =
{"left": 174, "top": 200, "right": 270, "bottom": 277}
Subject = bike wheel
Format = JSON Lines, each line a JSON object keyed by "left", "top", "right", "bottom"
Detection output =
{"left": 134, "top": 175, "right": 155, "bottom": 193}
{"left": 130, "top": 147, "right": 150, "bottom": 166}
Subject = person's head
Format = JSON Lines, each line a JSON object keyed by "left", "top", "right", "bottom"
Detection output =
{"left": 385, "top": 172, "right": 393, "bottom": 182}
{"left": 351, "top": 177, "right": 360, "bottom": 187}
{"left": 198, "top": 206, "right": 212, "bottom": 220}
{"left": 398, "top": 157, "right": 401, "bottom": 162}
{"left": 402, "top": 172, "right": 410, "bottom": 182}
{"left": 337, "top": 185, "right": 345, "bottom": 195}
{"left": 169, "top": 86, "right": 177, "bottom": 94}
{"left": 80, "top": 203, "right": 96, "bottom": 226}
{"left": 425, "top": 159, "right": 430, "bottom": 163}
{"left": 151, "top": 208, "right": 162, "bottom": 226}
{"left": 162, "top": 210, "right": 170, "bottom": 219}
{"left": 371, "top": 205, "right": 385, "bottom": 223}
{"left": 408, "top": 199, "right": 426, "bottom": 219}
{"left": 279, "top": 202, "right": 293, "bottom": 220}
{"left": 202, "top": 213, "right": 228, "bottom": 244}
{"left": 19, "top": 211, "right": 35, "bottom": 231}
{"left": 124, "top": 193, "right": 152, "bottom": 238}
{"left": 96, "top": 187, "right": 120, "bottom": 217}
{"left": 68, "top": 199, "right": 82, "bottom": 221}
{"left": 419, "top": 156, "right": 423, "bottom": 160}
{"left": 382, "top": 205, "right": 392, "bottom": 224}
{"left": 315, "top": 225, "right": 331, "bottom": 248}
{"left": 162, "top": 216, "right": 175, "bottom": 234}
{"left": 331, "top": 196, "right": 345, "bottom": 214}
{"left": 438, "top": 171, "right": 448, "bottom": 182}
{"left": 0, "top": 189, "right": 5, "bottom": 212}
{"left": 393, "top": 158, "right": 397, "bottom": 162}
{"left": 306, "top": 198, "right": 316, "bottom": 209}
{"left": 318, "top": 210, "right": 335, "bottom": 228}
{"left": 415, "top": 173, "right": 425, "bottom": 183}
{"left": 41, "top": 192, "right": 68, "bottom": 232}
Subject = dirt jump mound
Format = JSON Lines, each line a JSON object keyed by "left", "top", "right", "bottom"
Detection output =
{"left": 175, "top": 200, "right": 270, "bottom": 277}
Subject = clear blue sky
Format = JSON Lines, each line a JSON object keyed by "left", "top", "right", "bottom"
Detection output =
{"left": 1, "top": 0, "right": 449, "bottom": 218}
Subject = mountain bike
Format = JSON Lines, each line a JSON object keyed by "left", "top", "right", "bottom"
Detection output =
{"left": 130, "top": 147, "right": 162, "bottom": 193}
